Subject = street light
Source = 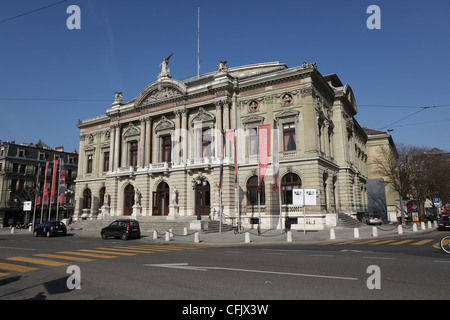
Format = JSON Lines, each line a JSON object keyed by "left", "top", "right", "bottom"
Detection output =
{"left": 192, "top": 175, "right": 207, "bottom": 220}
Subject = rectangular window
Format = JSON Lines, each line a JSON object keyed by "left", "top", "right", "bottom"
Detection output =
{"left": 103, "top": 151, "right": 110, "bottom": 172}
{"left": 249, "top": 128, "right": 257, "bottom": 156}
{"left": 87, "top": 154, "right": 93, "bottom": 174}
{"left": 202, "top": 129, "right": 212, "bottom": 158}
{"left": 161, "top": 136, "right": 171, "bottom": 163}
{"left": 283, "top": 123, "right": 296, "bottom": 151}
{"left": 129, "top": 142, "right": 138, "bottom": 167}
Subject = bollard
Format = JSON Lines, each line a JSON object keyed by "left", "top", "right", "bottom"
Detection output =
{"left": 153, "top": 229, "right": 158, "bottom": 239}
{"left": 372, "top": 226, "right": 378, "bottom": 237}
{"left": 28, "top": 226, "right": 32, "bottom": 232}
{"left": 194, "top": 232, "right": 200, "bottom": 243}
{"left": 169, "top": 228, "right": 174, "bottom": 238}
{"left": 413, "top": 223, "right": 418, "bottom": 232}
{"left": 420, "top": 222, "right": 425, "bottom": 230}
{"left": 353, "top": 228, "right": 359, "bottom": 239}
{"left": 398, "top": 224, "right": 403, "bottom": 234}
{"left": 287, "top": 231, "right": 293, "bottom": 242}
{"left": 11, "top": 227, "right": 15, "bottom": 234}
{"left": 183, "top": 227, "right": 188, "bottom": 236}
{"left": 165, "top": 231, "right": 170, "bottom": 241}
{"left": 330, "top": 228, "right": 336, "bottom": 240}
{"left": 427, "top": 221, "right": 432, "bottom": 229}
{"left": 245, "top": 232, "right": 251, "bottom": 243}
{"left": 433, "top": 221, "right": 438, "bottom": 229}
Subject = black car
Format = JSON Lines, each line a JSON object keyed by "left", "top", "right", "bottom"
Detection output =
{"left": 101, "top": 219, "right": 141, "bottom": 240}
{"left": 33, "top": 221, "right": 67, "bottom": 237}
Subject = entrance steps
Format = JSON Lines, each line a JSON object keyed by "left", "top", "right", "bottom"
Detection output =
{"left": 336, "top": 213, "right": 365, "bottom": 228}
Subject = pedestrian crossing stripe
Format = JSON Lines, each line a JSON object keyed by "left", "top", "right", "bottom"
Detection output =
{"left": 7, "top": 257, "right": 68, "bottom": 267}
{"left": 410, "top": 239, "right": 434, "bottom": 246}
{"left": 95, "top": 247, "right": 158, "bottom": 253}
{"left": 369, "top": 240, "right": 397, "bottom": 245}
{"left": 0, "top": 272, "right": 9, "bottom": 277}
{"left": 34, "top": 254, "right": 94, "bottom": 262}
{"left": 57, "top": 251, "right": 117, "bottom": 259}
{"left": 0, "top": 262, "right": 38, "bottom": 272}
{"left": 388, "top": 240, "right": 414, "bottom": 245}
{"left": 79, "top": 249, "right": 137, "bottom": 256}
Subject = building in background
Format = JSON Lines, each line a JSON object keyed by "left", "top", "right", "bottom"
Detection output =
{"left": 0, "top": 140, "right": 78, "bottom": 227}
{"left": 364, "top": 128, "right": 398, "bottom": 222}
{"left": 74, "top": 59, "right": 368, "bottom": 230}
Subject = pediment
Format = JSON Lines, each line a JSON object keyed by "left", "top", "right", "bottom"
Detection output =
{"left": 135, "top": 79, "right": 187, "bottom": 107}
{"left": 242, "top": 114, "right": 265, "bottom": 125}
{"left": 154, "top": 115, "right": 175, "bottom": 132}
{"left": 274, "top": 109, "right": 300, "bottom": 120}
{"left": 190, "top": 107, "right": 215, "bottom": 126}
{"left": 123, "top": 123, "right": 140, "bottom": 137}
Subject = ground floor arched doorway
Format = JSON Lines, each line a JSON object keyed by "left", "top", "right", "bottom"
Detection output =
{"left": 195, "top": 180, "right": 210, "bottom": 216}
{"left": 153, "top": 182, "right": 169, "bottom": 216}
{"left": 123, "top": 184, "right": 134, "bottom": 215}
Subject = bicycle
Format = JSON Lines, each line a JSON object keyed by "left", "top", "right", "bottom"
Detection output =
{"left": 233, "top": 224, "right": 244, "bottom": 235}
{"left": 440, "top": 235, "right": 450, "bottom": 254}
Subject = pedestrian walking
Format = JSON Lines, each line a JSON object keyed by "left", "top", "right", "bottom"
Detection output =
{"left": 285, "top": 216, "right": 291, "bottom": 233}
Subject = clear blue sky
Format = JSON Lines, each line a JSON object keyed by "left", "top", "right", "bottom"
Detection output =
{"left": 1, "top": 0, "right": 449, "bottom": 153}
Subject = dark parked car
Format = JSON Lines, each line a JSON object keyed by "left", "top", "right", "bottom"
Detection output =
{"left": 101, "top": 219, "right": 140, "bottom": 240}
{"left": 33, "top": 221, "right": 67, "bottom": 237}
{"left": 438, "top": 215, "right": 450, "bottom": 231}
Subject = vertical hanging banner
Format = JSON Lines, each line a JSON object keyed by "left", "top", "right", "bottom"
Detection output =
{"left": 258, "top": 124, "right": 271, "bottom": 190}
{"left": 42, "top": 161, "right": 50, "bottom": 205}
{"left": 225, "top": 129, "right": 238, "bottom": 188}
{"left": 272, "top": 120, "right": 280, "bottom": 192}
{"left": 50, "top": 160, "right": 59, "bottom": 204}
{"left": 58, "top": 159, "right": 66, "bottom": 203}
{"left": 35, "top": 170, "right": 41, "bottom": 205}
{"left": 218, "top": 130, "right": 226, "bottom": 189}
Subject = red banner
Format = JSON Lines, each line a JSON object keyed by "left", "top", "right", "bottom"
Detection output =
{"left": 58, "top": 159, "right": 66, "bottom": 203}
{"left": 35, "top": 170, "right": 41, "bottom": 205}
{"left": 258, "top": 124, "right": 270, "bottom": 190}
{"left": 43, "top": 162, "right": 49, "bottom": 205}
{"left": 51, "top": 160, "right": 58, "bottom": 204}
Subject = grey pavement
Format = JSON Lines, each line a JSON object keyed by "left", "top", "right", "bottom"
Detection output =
{"left": 0, "top": 222, "right": 436, "bottom": 245}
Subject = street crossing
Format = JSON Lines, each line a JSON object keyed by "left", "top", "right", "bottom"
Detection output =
{"left": 0, "top": 240, "right": 442, "bottom": 279}
{"left": 0, "top": 244, "right": 216, "bottom": 279}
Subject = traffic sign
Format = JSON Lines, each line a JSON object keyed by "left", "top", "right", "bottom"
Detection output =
{"left": 434, "top": 198, "right": 440, "bottom": 205}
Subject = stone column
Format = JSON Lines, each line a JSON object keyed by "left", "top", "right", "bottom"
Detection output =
{"left": 109, "top": 125, "right": 115, "bottom": 172}
{"left": 174, "top": 109, "right": 181, "bottom": 164}
{"left": 215, "top": 102, "right": 223, "bottom": 159}
{"left": 138, "top": 117, "right": 145, "bottom": 168}
{"left": 113, "top": 124, "right": 121, "bottom": 170}
{"left": 223, "top": 101, "right": 230, "bottom": 158}
{"left": 181, "top": 108, "right": 188, "bottom": 163}
{"left": 145, "top": 117, "right": 152, "bottom": 166}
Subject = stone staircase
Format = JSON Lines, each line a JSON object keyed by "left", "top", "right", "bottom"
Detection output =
{"left": 68, "top": 216, "right": 233, "bottom": 235}
{"left": 69, "top": 216, "right": 193, "bottom": 235}
{"left": 201, "top": 220, "right": 233, "bottom": 233}
{"left": 336, "top": 213, "right": 365, "bottom": 228}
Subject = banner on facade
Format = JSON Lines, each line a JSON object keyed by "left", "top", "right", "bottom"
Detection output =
{"left": 258, "top": 124, "right": 270, "bottom": 191}
{"left": 42, "top": 161, "right": 50, "bottom": 205}
{"left": 50, "top": 160, "right": 59, "bottom": 204}
{"left": 58, "top": 159, "right": 66, "bottom": 203}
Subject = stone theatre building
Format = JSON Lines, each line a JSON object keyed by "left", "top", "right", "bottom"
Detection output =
{"left": 74, "top": 58, "right": 368, "bottom": 230}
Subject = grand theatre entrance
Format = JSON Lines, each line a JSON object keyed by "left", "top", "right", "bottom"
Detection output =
{"left": 153, "top": 182, "right": 169, "bottom": 216}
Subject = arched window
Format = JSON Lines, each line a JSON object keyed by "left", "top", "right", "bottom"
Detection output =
{"left": 281, "top": 173, "right": 302, "bottom": 205}
{"left": 99, "top": 187, "right": 106, "bottom": 207}
{"left": 123, "top": 184, "right": 135, "bottom": 215}
{"left": 83, "top": 188, "right": 91, "bottom": 209}
{"left": 246, "top": 175, "right": 265, "bottom": 205}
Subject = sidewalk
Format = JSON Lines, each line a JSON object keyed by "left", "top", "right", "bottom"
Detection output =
{"left": 0, "top": 223, "right": 436, "bottom": 245}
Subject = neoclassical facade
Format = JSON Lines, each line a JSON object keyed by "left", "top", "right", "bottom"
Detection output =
{"left": 74, "top": 59, "right": 368, "bottom": 230}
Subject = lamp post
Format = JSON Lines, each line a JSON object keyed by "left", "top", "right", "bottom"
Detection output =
{"left": 191, "top": 175, "right": 207, "bottom": 220}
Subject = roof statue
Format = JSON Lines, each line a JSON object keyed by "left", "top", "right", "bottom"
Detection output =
{"left": 158, "top": 53, "right": 173, "bottom": 79}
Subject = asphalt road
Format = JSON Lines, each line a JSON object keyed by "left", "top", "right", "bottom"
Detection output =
{"left": 0, "top": 230, "right": 449, "bottom": 303}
